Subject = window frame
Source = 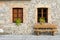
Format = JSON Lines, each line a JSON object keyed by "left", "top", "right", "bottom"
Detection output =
{"left": 37, "top": 8, "right": 48, "bottom": 23}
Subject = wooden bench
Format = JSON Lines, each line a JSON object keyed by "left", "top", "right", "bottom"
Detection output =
{"left": 34, "top": 23, "right": 57, "bottom": 35}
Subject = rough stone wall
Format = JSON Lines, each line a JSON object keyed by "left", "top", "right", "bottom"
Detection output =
{"left": 0, "top": 0, "right": 60, "bottom": 35}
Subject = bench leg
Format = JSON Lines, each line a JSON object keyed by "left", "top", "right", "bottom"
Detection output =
{"left": 37, "top": 32, "right": 40, "bottom": 35}
{"left": 52, "top": 31, "right": 54, "bottom": 36}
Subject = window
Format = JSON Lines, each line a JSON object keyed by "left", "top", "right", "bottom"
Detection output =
{"left": 37, "top": 8, "right": 48, "bottom": 23}
{"left": 13, "top": 8, "right": 23, "bottom": 23}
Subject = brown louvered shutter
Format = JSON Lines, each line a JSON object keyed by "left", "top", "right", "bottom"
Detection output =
{"left": 18, "top": 8, "right": 23, "bottom": 22}
{"left": 13, "top": 8, "right": 23, "bottom": 23}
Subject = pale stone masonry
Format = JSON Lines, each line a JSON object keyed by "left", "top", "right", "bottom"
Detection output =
{"left": 0, "top": 0, "right": 60, "bottom": 35}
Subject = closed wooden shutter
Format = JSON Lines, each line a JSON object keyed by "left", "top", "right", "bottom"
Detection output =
{"left": 13, "top": 8, "right": 23, "bottom": 23}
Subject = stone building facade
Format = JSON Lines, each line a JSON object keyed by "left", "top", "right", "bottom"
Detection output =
{"left": 0, "top": 0, "right": 60, "bottom": 35}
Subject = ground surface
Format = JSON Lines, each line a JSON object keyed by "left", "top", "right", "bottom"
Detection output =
{"left": 0, "top": 35, "right": 60, "bottom": 40}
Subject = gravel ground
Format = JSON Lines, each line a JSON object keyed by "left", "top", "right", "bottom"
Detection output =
{"left": 0, "top": 35, "right": 60, "bottom": 40}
